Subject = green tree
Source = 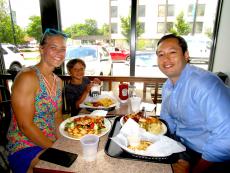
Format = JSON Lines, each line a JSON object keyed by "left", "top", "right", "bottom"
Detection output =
{"left": 0, "top": 0, "right": 25, "bottom": 44}
{"left": 26, "top": 15, "right": 42, "bottom": 42}
{"left": 120, "top": 15, "right": 144, "bottom": 43}
{"left": 170, "top": 11, "right": 191, "bottom": 35}
{"left": 98, "top": 24, "right": 109, "bottom": 36}
{"left": 64, "top": 19, "right": 100, "bottom": 39}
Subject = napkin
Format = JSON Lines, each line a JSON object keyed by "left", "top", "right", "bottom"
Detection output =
{"left": 90, "top": 110, "right": 108, "bottom": 116}
{"left": 111, "top": 118, "right": 186, "bottom": 157}
{"left": 140, "top": 102, "right": 156, "bottom": 112}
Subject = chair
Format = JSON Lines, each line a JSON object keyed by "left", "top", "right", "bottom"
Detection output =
{"left": 0, "top": 85, "right": 12, "bottom": 172}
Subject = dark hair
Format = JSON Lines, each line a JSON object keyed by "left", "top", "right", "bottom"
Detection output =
{"left": 40, "top": 28, "right": 68, "bottom": 46}
{"left": 157, "top": 34, "right": 188, "bottom": 54}
{"left": 66, "top": 59, "right": 86, "bottom": 72}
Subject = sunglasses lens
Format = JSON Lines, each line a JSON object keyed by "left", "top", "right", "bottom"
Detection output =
{"left": 44, "top": 28, "right": 67, "bottom": 38}
{"left": 40, "top": 28, "right": 68, "bottom": 45}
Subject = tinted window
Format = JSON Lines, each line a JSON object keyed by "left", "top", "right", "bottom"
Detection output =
{"left": 7, "top": 46, "right": 20, "bottom": 53}
{"left": 67, "top": 47, "right": 97, "bottom": 59}
{"left": 1, "top": 47, "right": 7, "bottom": 54}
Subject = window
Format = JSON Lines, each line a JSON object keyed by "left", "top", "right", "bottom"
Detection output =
{"left": 138, "top": 5, "right": 145, "bottom": 17}
{"left": 189, "top": 22, "right": 203, "bottom": 33}
{"left": 158, "top": 4, "right": 174, "bottom": 17}
{"left": 197, "top": 4, "right": 205, "bottom": 16}
{"left": 157, "top": 22, "right": 173, "bottom": 33}
{"left": 188, "top": 4, "right": 205, "bottom": 17}
{"left": 111, "top": 6, "right": 118, "bottom": 18}
{"left": 4, "top": 0, "right": 220, "bottom": 78}
{"left": 195, "top": 22, "right": 203, "bottom": 33}
{"left": 111, "top": 23, "right": 118, "bottom": 34}
{"left": 140, "top": 22, "right": 145, "bottom": 33}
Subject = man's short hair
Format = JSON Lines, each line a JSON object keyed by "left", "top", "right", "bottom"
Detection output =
{"left": 157, "top": 34, "right": 188, "bottom": 54}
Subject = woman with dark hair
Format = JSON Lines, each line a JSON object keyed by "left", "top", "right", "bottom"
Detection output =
{"left": 6, "top": 28, "right": 67, "bottom": 173}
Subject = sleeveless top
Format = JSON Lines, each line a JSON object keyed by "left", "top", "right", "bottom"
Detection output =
{"left": 7, "top": 66, "right": 62, "bottom": 154}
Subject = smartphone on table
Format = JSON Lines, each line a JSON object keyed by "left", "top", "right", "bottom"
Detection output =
{"left": 39, "top": 148, "right": 78, "bottom": 167}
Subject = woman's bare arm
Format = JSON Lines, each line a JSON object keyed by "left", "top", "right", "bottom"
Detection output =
{"left": 12, "top": 70, "right": 53, "bottom": 148}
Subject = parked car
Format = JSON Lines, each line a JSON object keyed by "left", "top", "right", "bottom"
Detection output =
{"left": 65, "top": 45, "right": 112, "bottom": 76}
{"left": 126, "top": 51, "right": 157, "bottom": 66}
{"left": 182, "top": 35, "right": 212, "bottom": 63}
{"left": 108, "top": 47, "right": 130, "bottom": 61}
{"left": 125, "top": 51, "right": 158, "bottom": 77}
{"left": 1, "top": 43, "right": 25, "bottom": 73}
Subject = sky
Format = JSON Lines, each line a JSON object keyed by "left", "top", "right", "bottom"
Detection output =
{"left": 10, "top": 0, "right": 109, "bottom": 29}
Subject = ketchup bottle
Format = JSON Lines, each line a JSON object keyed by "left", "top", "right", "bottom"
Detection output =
{"left": 119, "top": 82, "right": 129, "bottom": 102}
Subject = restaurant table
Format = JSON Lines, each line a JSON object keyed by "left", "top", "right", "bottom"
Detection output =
{"left": 34, "top": 98, "right": 167, "bottom": 173}
{"left": 34, "top": 117, "right": 173, "bottom": 173}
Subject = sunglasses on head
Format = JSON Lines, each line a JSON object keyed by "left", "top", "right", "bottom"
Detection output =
{"left": 40, "top": 28, "right": 68, "bottom": 45}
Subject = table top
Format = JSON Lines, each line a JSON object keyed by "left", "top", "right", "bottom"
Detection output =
{"left": 34, "top": 117, "right": 172, "bottom": 173}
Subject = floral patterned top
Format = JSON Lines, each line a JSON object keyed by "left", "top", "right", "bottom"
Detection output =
{"left": 7, "top": 66, "right": 62, "bottom": 154}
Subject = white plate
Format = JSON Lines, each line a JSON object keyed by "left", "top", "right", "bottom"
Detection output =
{"left": 79, "top": 95, "right": 118, "bottom": 111}
{"left": 59, "top": 115, "right": 111, "bottom": 140}
{"left": 120, "top": 117, "right": 167, "bottom": 135}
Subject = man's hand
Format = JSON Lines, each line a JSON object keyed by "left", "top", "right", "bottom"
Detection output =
{"left": 172, "top": 159, "right": 190, "bottom": 173}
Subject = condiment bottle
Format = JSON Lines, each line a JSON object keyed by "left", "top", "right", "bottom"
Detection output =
{"left": 119, "top": 82, "right": 128, "bottom": 102}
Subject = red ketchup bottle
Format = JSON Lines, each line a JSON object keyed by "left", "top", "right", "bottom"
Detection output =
{"left": 119, "top": 82, "right": 129, "bottom": 102}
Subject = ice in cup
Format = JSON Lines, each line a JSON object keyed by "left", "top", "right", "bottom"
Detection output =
{"left": 130, "top": 96, "right": 141, "bottom": 113}
{"left": 80, "top": 134, "right": 99, "bottom": 161}
{"left": 90, "top": 84, "right": 101, "bottom": 98}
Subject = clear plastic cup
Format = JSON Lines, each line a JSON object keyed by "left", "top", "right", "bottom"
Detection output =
{"left": 80, "top": 134, "right": 99, "bottom": 161}
{"left": 130, "top": 96, "right": 141, "bottom": 113}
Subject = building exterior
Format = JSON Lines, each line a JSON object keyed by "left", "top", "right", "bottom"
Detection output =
{"left": 110, "top": 0, "right": 218, "bottom": 49}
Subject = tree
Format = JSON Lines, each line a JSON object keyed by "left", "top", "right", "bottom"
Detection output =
{"left": 98, "top": 24, "right": 109, "bottom": 36}
{"left": 64, "top": 19, "right": 100, "bottom": 39}
{"left": 120, "top": 15, "right": 144, "bottom": 43}
{"left": 0, "top": 0, "right": 25, "bottom": 44}
{"left": 26, "top": 15, "right": 42, "bottom": 42}
{"left": 169, "top": 11, "right": 191, "bottom": 35}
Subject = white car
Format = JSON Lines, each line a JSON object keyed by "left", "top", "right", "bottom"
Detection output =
{"left": 1, "top": 43, "right": 25, "bottom": 72}
{"left": 65, "top": 45, "right": 112, "bottom": 76}
{"left": 182, "top": 35, "right": 212, "bottom": 63}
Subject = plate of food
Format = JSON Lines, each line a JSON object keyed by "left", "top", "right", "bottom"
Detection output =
{"left": 80, "top": 96, "right": 117, "bottom": 112}
{"left": 120, "top": 113, "right": 167, "bottom": 135}
{"left": 59, "top": 115, "right": 112, "bottom": 140}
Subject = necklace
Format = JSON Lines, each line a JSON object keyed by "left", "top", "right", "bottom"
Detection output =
{"left": 41, "top": 74, "right": 57, "bottom": 97}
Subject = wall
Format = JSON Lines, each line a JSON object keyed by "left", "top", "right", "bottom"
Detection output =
{"left": 213, "top": 0, "right": 230, "bottom": 86}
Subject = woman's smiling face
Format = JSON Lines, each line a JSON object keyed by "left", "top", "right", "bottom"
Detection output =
{"left": 156, "top": 38, "right": 189, "bottom": 84}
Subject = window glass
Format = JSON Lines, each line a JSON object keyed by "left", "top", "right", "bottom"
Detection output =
{"left": 188, "top": 4, "right": 205, "bottom": 17}
{"left": 137, "top": 0, "right": 218, "bottom": 78}
{"left": 197, "top": 4, "right": 205, "bottom": 16}
{"left": 5, "top": 0, "right": 219, "bottom": 78}
{"left": 158, "top": 4, "right": 174, "bottom": 17}
{"left": 1, "top": 0, "right": 41, "bottom": 71}
{"left": 138, "top": 5, "right": 145, "bottom": 17}
{"left": 111, "top": 6, "right": 118, "bottom": 18}
{"left": 111, "top": 23, "right": 118, "bottom": 34}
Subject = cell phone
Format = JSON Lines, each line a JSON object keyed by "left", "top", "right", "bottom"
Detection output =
{"left": 39, "top": 148, "right": 78, "bottom": 167}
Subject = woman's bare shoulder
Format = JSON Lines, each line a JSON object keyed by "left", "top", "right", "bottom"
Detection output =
{"left": 13, "top": 67, "right": 39, "bottom": 90}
